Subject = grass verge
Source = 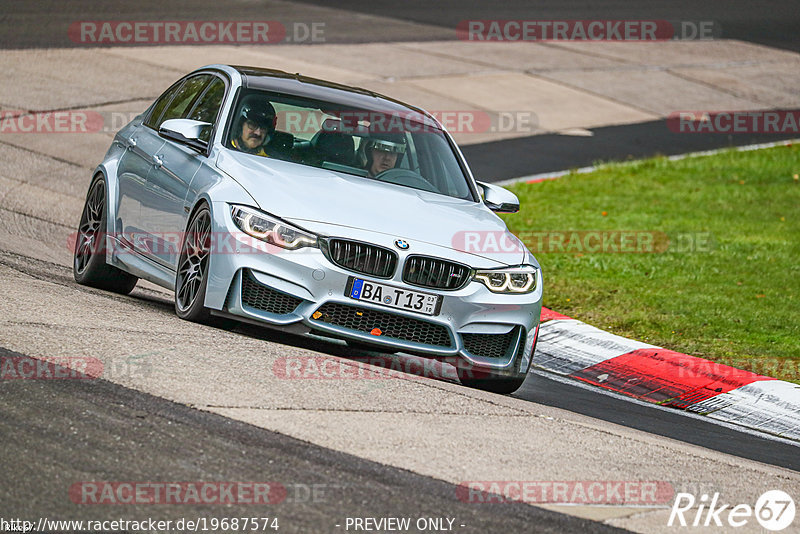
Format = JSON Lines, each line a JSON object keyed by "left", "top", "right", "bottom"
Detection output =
{"left": 502, "top": 144, "right": 800, "bottom": 383}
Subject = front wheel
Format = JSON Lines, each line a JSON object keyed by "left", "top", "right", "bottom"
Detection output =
{"left": 174, "top": 205, "right": 214, "bottom": 323}
{"left": 457, "top": 370, "right": 528, "bottom": 394}
{"left": 73, "top": 176, "right": 138, "bottom": 294}
{"left": 458, "top": 333, "right": 535, "bottom": 394}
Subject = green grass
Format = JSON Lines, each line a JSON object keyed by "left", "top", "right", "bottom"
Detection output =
{"left": 502, "top": 144, "right": 800, "bottom": 383}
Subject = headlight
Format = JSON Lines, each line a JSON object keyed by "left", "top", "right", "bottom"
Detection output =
{"left": 474, "top": 265, "right": 537, "bottom": 294}
{"left": 230, "top": 205, "right": 318, "bottom": 250}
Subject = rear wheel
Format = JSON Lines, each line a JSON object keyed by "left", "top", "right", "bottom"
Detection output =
{"left": 73, "top": 176, "right": 138, "bottom": 294}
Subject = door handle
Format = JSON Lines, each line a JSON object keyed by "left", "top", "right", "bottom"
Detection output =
{"left": 127, "top": 136, "right": 137, "bottom": 148}
{"left": 152, "top": 154, "right": 164, "bottom": 168}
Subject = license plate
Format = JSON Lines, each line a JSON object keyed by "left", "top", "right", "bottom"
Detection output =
{"left": 346, "top": 277, "right": 441, "bottom": 316}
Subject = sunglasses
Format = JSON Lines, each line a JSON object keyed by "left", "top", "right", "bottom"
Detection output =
{"left": 244, "top": 119, "right": 270, "bottom": 131}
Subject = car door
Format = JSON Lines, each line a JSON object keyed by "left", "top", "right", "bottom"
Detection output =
{"left": 115, "top": 81, "right": 180, "bottom": 248}
{"left": 133, "top": 74, "right": 213, "bottom": 267}
{"left": 179, "top": 74, "right": 229, "bottom": 212}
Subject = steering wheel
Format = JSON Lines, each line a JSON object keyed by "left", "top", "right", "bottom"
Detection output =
{"left": 373, "top": 169, "right": 438, "bottom": 193}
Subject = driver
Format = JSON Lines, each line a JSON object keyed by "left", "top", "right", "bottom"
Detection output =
{"left": 362, "top": 137, "right": 406, "bottom": 177}
{"left": 230, "top": 95, "right": 278, "bottom": 157}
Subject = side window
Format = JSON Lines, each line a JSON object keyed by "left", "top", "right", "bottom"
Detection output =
{"left": 187, "top": 77, "right": 226, "bottom": 141}
{"left": 144, "top": 81, "right": 184, "bottom": 130}
{"left": 158, "top": 74, "right": 212, "bottom": 126}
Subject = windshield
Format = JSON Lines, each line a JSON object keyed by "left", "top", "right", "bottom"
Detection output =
{"left": 225, "top": 89, "right": 476, "bottom": 201}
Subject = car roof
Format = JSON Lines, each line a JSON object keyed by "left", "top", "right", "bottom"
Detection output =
{"left": 231, "top": 65, "right": 440, "bottom": 128}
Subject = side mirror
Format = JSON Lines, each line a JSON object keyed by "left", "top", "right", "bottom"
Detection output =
{"left": 476, "top": 181, "right": 520, "bottom": 213}
{"left": 159, "top": 119, "right": 212, "bottom": 152}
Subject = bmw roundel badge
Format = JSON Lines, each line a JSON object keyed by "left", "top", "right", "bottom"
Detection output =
{"left": 394, "top": 239, "right": 409, "bottom": 250}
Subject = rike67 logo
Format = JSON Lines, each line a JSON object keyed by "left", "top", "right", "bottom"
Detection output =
{"left": 669, "top": 490, "right": 795, "bottom": 531}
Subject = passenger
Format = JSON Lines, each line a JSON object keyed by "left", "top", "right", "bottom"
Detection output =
{"left": 362, "top": 137, "right": 406, "bottom": 177}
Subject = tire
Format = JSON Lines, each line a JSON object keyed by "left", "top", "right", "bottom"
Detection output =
{"left": 73, "top": 176, "right": 138, "bottom": 294}
{"left": 174, "top": 204, "right": 220, "bottom": 325}
{"left": 457, "top": 331, "right": 537, "bottom": 394}
{"left": 457, "top": 370, "right": 527, "bottom": 395}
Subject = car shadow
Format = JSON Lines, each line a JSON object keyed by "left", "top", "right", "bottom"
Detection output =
{"left": 123, "top": 286, "right": 463, "bottom": 386}
{"left": 231, "top": 321, "right": 463, "bottom": 385}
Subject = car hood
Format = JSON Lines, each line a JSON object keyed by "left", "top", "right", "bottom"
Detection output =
{"left": 217, "top": 150, "right": 526, "bottom": 266}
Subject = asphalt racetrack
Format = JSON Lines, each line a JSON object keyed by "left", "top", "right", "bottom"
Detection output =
{"left": 1, "top": 2, "right": 798, "bottom": 533}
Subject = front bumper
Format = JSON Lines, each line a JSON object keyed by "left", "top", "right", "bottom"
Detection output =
{"left": 205, "top": 202, "right": 543, "bottom": 375}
